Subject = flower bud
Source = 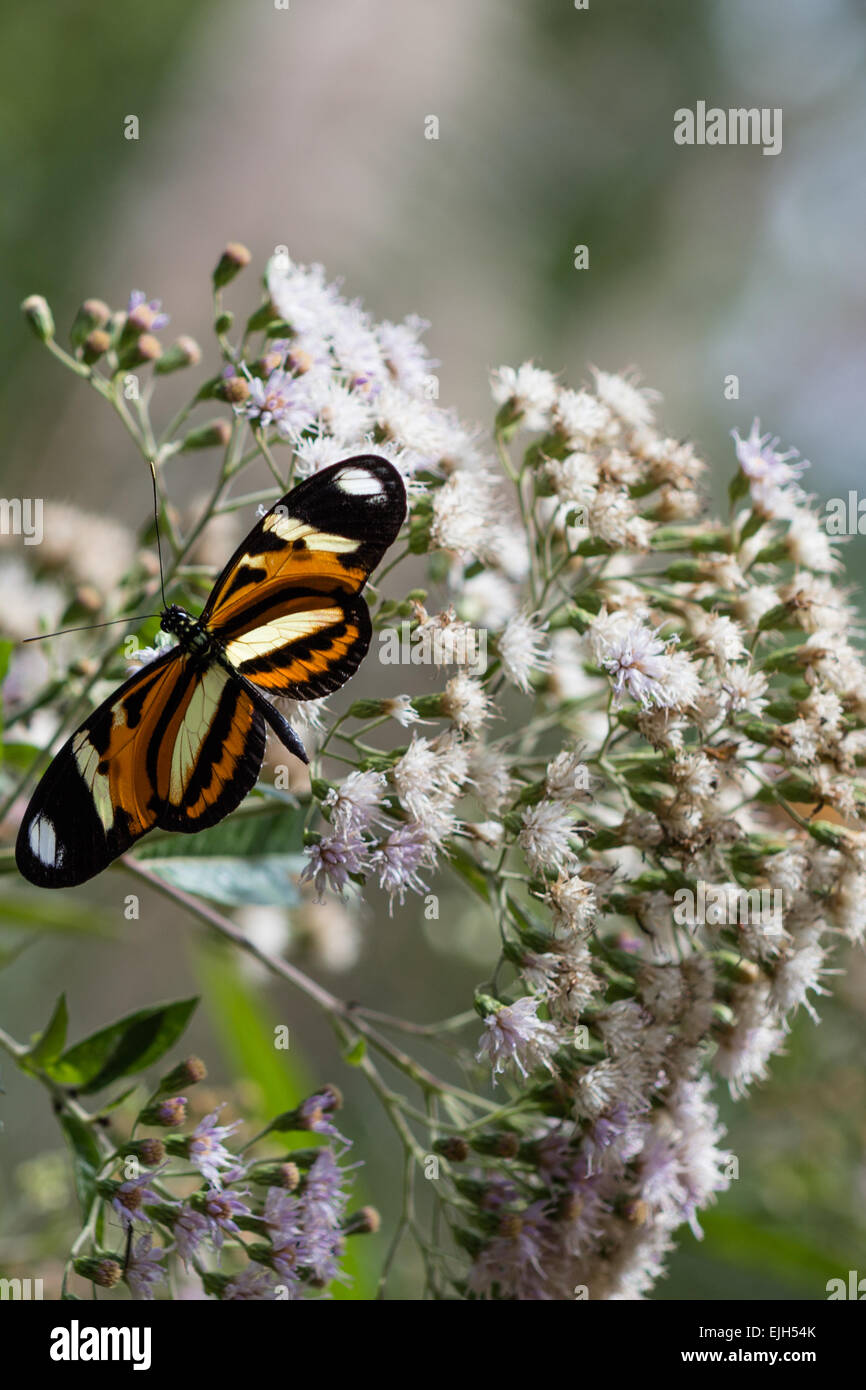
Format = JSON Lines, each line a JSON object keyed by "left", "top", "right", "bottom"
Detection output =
{"left": 433, "top": 1136, "right": 470, "bottom": 1162}
{"left": 139, "top": 1095, "right": 188, "bottom": 1127}
{"left": 154, "top": 335, "right": 201, "bottom": 374}
{"left": 217, "top": 374, "right": 251, "bottom": 404}
{"left": 470, "top": 1130, "right": 520, "bottom": 1159}
{"left": 180, "top": 419, "right": 232, "bottom": 451}
{"left": 70, "top": 298, "right": 110, "bottom": 348}
{"left": 249, "top": 1161, "right": 300, "bottom": 1190}
{"left": 21, "top": 294, "right": 55, "bottom": 342}
{"left": 73, "top": 1256, "right": 123, "bottom": 1288}
{"left": 213, "top": 241, "right": 252, "bottom": 289}
{"left": 156, "top": 1056, "right": 207, "bottom": 1095}
{"left": 118, "top": 1137, "right": 166, "bottom": 1166}
{"left": 342, "top": 1206, "right": 380, "bottom": 1236}
{"left": 117, "top": 333, "right": 162, "bottom": 369}
{"left": 82, "top": 328, "right": 112, "bottom": 364}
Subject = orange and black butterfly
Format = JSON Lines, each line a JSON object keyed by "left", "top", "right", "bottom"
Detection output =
{"left": 16, "top": 456, "right": 406, "bottom": 888}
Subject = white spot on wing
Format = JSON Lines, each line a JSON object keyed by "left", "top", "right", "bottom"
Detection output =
{"left": 29, "top": 814, "right": 61, "bottom": 867}
{"left": 334, "top": 467, "right": 386, "bottom": 498}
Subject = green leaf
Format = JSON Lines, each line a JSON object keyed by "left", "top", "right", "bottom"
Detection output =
{"left": 139, "top": 854, "right": 305, "bottom": 906}
{"left": 28, "top": 993, "right": 69, "bottom": 1067}
{"left": 137, "top": 801, "right": 306, "bottom": 858}
{"left": 0, "top": 740, "right": 41, "bottom": 771}
{"left": 59, "top": 1111, "right": 103, "bottom": 1217}
{"left": 446, "top": 844, "right": 490, "bottom": 903}
{"left": 47, "top": 997, "right": 199, "bottom": 1093}
{"left": 343, "top": 1036, "right": 366, "bottom": 1067}
{"left": 135, "top": 803, "right": 307, "bottom": 905}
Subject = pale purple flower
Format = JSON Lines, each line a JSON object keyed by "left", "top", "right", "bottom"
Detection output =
{"left": 188, "top": 1108, "right": 242, "bottom": 1187}
{"left": 370, "top": 822, "right": 432, "bottom": 908}
{"left": 299, "top": 1149, "right": 352, "bottom": 1285}
{"left": 476, "top": 997, "right": 560, "bottom": 1081}
{"left": 297, "top": 1093, "right": 347, "bottom": 1145}
{"left": 263, "top": 1151, "right": 353, "bottom": 1291}
{"left": 125, "top": 1234, "right": 167, "bottom": 1300}
{"left": 223, "top": 1265, "right": 281, "bottom": 1300}
{"left": 127, "top": 289, "right": 169, "bottom": 330}
{"left": 173, "top": 1207, "right": 209, "bottom": 1268}
{"left": 111, "top": 1170, "right": 164, "bottom": 1227}
{"left": 241, "top": 367, "right": 320, "bottom": 438}
{"left": 468, "top": 1200, "right": 557, "bottom": 1300}
{"left": 301, "top": 826, "right": 371, "bottom": 898}
{"left": 200, "top": 1187, "right": 253, "bottom": 1250}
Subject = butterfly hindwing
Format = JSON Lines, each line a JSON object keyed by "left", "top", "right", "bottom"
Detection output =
{"left": 16, "top": 649, "right": 182, "bottom": 888}
{"left": 201, "top": 456, "right": 406, "bottom": 699}
{"left": 15, "top": 652, "right": 266, "bottom": 886}
{"left": 156, "top": 664, "right": 266, "bottom": 832}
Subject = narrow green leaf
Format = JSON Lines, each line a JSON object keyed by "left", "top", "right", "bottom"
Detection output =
{"left": 343, "top": 1037, "right": 366, "bottom": 1067}
{"left": 28, "top": 993, "right": 69, "bottom": 1067}
{"left": 59, "top": 1112, "right": 102, "bottom": 1217}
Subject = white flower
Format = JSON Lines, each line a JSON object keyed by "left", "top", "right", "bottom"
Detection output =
{"left": 323, "top": 770, "right": 388, "bottom": 833}
{"left": 785, "top": 512, "right": 840, "bottom": 573}
{"left": 545, "top": 749, "right": 590, "bottom": 801}
{"left": 519, "top": 800, "right": 579, "bottom": 874}
{"left": 498, "top": 612, "right": 550, "bottom": 692}
{"left": 721, "top": 666, "right": 768, "bottom": 716}
{"left": 467, "top": 743, "right": 513, "bottom": 815}
{"left": 592, "top": 368, "right": 659, "bottom": 430}
{"left": 769, "top": 931, "right": 830, "bottom": 1022}
{"left": 442, "top": 673, "right": 493, "bottom": 734}
{"left": 370, "top": 822, "right": 433, "bottom": 908}
{"left": 430, "top": 469, "right": 501, "bottom": 559}
{"left": 301, "top": 826, "right": 371, "bottom": 899}
{"left": 590, "top": 613, "right": 670, "bottom": 708}
{"left": 546, "top": 872, "right": 597, "bottom": 937}
{"left": 293, "top": 898, "right": 361, "bottom": 971}
{"left": 476, "top": 997, "right": 560, "bottom": 1079}
{"left": 714, "top": 983, "right": 787, "bottom": 1098}
{"left": 690, "top": 612, "right": 746, "bottom": 665}
{"left": 381, "top": 694, "right": 423, "bottom": 727}
{"left": 378, "top": 315, "right": 438, "bottom": 395}
{"left": 554, "top": 388, "right": 614, "bottom": 449}
{"left": 490, "top": 362, "right": 558, "bottom": 431}
{"left": 545, "top": 451, "right": 599, "bottom": 505}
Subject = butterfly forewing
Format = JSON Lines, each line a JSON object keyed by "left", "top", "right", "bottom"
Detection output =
{"left": 202, "top": 456, "right": 405, "bottom": 698}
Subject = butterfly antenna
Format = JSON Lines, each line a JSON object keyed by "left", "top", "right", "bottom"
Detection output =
{"left": 22, "top": 615, "right": 162, "bottom": 644}
{"left": 149, "top": 458, "right": 169, "bottom": 611}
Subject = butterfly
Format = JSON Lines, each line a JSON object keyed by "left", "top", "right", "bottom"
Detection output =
{"left": 16, "top": 455, "right": 407, "bottom": 888}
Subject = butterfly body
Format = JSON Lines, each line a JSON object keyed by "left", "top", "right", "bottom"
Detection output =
{"left": 15, "top": 456, "right": 406, "bottom": 889}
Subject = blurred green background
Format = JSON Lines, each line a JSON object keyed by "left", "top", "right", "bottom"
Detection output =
{"left": 2, "top": 0, "right": 865, "bottom": 1299}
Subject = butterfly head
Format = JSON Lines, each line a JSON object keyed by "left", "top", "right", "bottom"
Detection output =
{"left": 159, "top": 604, "right": 193, "bottom": 638}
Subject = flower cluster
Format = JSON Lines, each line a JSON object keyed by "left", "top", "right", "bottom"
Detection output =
{"left": 72, "top": 1064, "right": 374, "bottom": 1301}
{"left": 9, "top": 250, "right": 863, "bottom": 1300}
